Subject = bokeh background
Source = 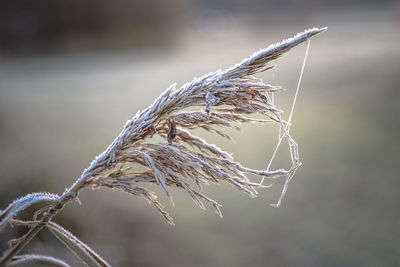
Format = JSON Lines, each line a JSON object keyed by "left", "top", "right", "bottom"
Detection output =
{"left": 1, "top": 0, "right": 399, "bottom": 266}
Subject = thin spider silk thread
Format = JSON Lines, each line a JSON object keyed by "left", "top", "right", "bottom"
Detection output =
{"left": 269, "top": 39, "right": 311, "bottom": 207}
{"left": 260, "top": 40, "right": 311, "bottom": 206}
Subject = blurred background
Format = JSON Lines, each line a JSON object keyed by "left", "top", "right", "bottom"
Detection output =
{"left": 1, "top": 0, "right": 399, "bottom": 266}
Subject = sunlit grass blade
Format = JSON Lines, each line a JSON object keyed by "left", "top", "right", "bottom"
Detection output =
{"left": 47, "top": 222, "right": 110, "bottom": 267}
{"left": 8, "top": 254, "right": 70, "bottom": 267}
{"left": 0, "top": 193, "right": 59, "bottom": 231}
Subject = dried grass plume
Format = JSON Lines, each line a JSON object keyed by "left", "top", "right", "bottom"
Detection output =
{"left": 0, "top": 27, "right": 327, "bottom": 266}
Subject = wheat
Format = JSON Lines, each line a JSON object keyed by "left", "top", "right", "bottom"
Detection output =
{"left": 0, "top": 27, "right": 326, "bottom": 266}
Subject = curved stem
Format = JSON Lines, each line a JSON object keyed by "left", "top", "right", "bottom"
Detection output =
{"left": 0, "top": 177, "right": 87, "bottom": 266}
{"left": 0, "top": 103, "right": 130, "bottom": 266}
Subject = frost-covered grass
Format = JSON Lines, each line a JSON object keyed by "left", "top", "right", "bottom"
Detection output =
{"left": 0, "top": 27, "right": 326, "bottom": 266}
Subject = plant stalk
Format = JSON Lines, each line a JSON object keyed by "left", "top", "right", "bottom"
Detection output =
{"left": 0, "top": 174, "right": 89, "bottom": 266}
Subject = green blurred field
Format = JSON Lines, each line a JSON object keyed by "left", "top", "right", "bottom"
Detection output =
{"left": 1, "top": 5, "right": 399, "bottom": 267}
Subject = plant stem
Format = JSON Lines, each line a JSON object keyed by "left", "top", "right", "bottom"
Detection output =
{"left": 0, "top": 121, "right": 120, "bottom": 266}
{"left": 0, "top": 176, "right": 87, "bottom": 266}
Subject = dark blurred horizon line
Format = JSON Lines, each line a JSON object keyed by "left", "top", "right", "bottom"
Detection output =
{"left": 0, "top": 0, "right": 397, "bottom": 57}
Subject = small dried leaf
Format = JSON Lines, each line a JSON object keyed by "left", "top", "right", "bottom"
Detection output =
{"left": 167, "top": 120, "right": 177, "bottom": 144}
{"left": 144, "top": 125, "right": 156, "bottom": 138}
